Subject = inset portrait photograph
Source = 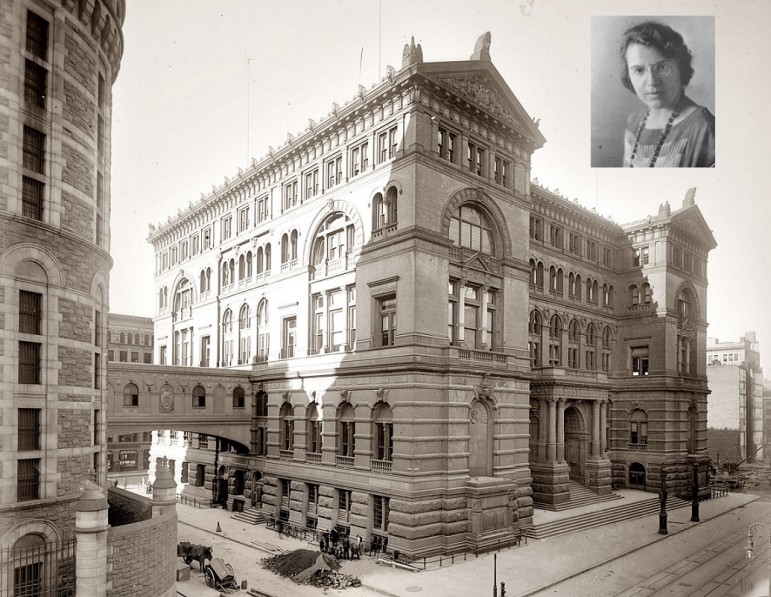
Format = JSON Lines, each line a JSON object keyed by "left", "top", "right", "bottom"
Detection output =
{"left": 591, "top": 16, "right": 715, "bottom": 168}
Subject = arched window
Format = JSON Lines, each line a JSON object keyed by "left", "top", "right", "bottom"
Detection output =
{"left": 238, "top": 255, "right": 245, "bottom": 280}
{"left": 528, "top": 310, "right": 541, "bottom": 367}
{"left": 603, "top": 326, "right": 611, "bottom": 349}
{"left": 556, "top": 268, "right": 564, "bottom": 294}
{"left": 629, "top": 285, "right": 639, "bottom": 307}
{"left": 307, "top": 403, "right": 322, "bottom": 455}
{"left": 630, "top": 409, "right": 648, "bottom": 445}
{"left": 574, "top": 274, "right": 582, "bottom": 301}
{"left": 123, "top": 383, "right": 139, "bottom": 407}
{"left": 126, "top": 333, "right": 132, "bottom": 345}
{"left": 529, "top": 259, "right": 538, "bottom": 286}
{"left": 602, "top": 326, "right": 612, "bottom": 372}
{"left": 119, "top": 332, "right": 125, "bottom": 344}
{"left": 238, "top": 304, "right": 251, "bottom": 364}
{"left": 641, "top": 283, "right": 652, "bottom": 305}
{"left": 173, "top": 280, "right": 192, "bottom": 316}
{"left": 338, "top": 402, "right": 355, "bottom": 458}
{"left": 586, "top": 323, "right": 597, "bottom": 370}
{"left": 372, "top": 192, "right": 385, "bottom": 230}
{"left": 569, "top": 272, "right": 576, "bottom": 297}
{"left": 246, "top": 251, "right": 252, "bottom": 278}
{"left": 385, "top": 186, "right": 398, "bottom": 227}
{"left": 222, "top": 309, "right": 233, "bottom": 365}
{"left": 372, "top": 402, "right": 393, "bottom": 462}
{"left": 192, "top": 385, "right": 206, "bottom": 408}
{"left": 549, "top": 266, "right": 557, "bottom": 292}
{"left": 229, "top": 259, "right": 235, "bottom": 282}
{"left": 568, "top": 319, "right": 580, "bottom": 368}
{"left": 279, "top": 403, "right": 294, "bottom": 452}
{"left": 592, "top": 280, "right": 599, "bottom": 304}
{"left": 256, "top": 300, "right": 269, "bottom": 363}
{"left": 549, "top": 314, "right": 561, "bottom": 366}
{"left": 290, "top": 230, "right": 298, "bottom": 260}
{"left": 222, "top": 261, "right": 230, "bottom": 286}
{"left": 200, "top": 270, "right": 206, "bottom": 293}
{"left": 281, "top": 233, "right": 289, "bottom": 263}
{"left": 265, "top": 243, "right": 272, "bottom": 271}
{"left": 222, "top": 310, "right": 232, "bottom": 333}
{"left": 144, "top": 334, "right": 150, "bottom": 346}
{"left": 256, "top": 246, "right": 264, "bottom": 274}
{"left": 448, "top": 204, "right": 495, "bottom": 255}
{"left": 232, "top": 386, "right": 245, "bottom": 408}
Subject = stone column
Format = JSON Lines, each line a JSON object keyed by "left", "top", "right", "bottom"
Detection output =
{"left": 75, "top": 482, "right": 109, "bottom": 597}
{"left": 556, "top": 398, "right": 566, "bottom": 463}
{"left": 538, "top": 399, "right": 548, "bottom": 462}
{"left": 592, "top": 401, "right": 601, "bottom": 457}
{"left": 600, "top": 400, "right": 608, "bottom": 457}
{"left": 547, "top": 398, "right": 557, "bottom": 462}
{"left": 152, "top": 457, "right": 178, "bottom": 518}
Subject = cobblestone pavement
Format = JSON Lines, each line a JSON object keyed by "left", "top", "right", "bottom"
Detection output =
{"left": 174, "top": 493, "right": 760, "bottom": 597}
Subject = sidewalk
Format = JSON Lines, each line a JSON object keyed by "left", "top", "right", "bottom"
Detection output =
{"left": 174, "top": 493, "right": 760, "bottom": 597}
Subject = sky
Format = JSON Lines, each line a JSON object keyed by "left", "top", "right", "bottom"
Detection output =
{"left": 109, "top": 0, "right": 771, "bottom": 373}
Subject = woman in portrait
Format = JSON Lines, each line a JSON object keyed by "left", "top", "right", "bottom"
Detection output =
{"left": 620, "top": 21, "right": 715, "bottom": 167}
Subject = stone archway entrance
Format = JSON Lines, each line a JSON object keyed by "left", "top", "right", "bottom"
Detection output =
{"left": 564, "top": 406, "right": 588, "bottom": 483}
{"left": 629, "top": 463, "right": 646, "bottom": 489}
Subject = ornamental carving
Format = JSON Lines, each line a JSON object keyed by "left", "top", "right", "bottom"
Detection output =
{"left": 376, "top": 388, "right": 389, "bottom": 402}
{"left": 439, "top": 75, "right": 516, "bottom": 125}
{"left": 340, "top": 389, "right": 350, "bottom": 402}
{"left": 160, "top": 385, "right": 174, "bottom": 412}
{"left": 470, "top": 401, "right": 489, "bottom": 424}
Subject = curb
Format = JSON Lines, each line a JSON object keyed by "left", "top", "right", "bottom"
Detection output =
{"left": 517, "top": 494, "right": 759, "bottom": 596}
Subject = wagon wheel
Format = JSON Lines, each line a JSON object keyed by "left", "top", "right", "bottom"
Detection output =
{"left": 204, "top": 566, "right": 215, "bottom": 588}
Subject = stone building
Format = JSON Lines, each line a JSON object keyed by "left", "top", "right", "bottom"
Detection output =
{"left": 706, "top": 333, "right": 764, "bottom": 462}
{"left": 0, "top": 3, "right": 175, "bottom": 596}
{"left": 143, "top": 35, "right": 715, "bottom": 558}
{"left": 107, "top": 312, "right": 154, "bottom": 363}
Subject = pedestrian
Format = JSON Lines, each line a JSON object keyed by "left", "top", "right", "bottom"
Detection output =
{"left": 356, "top": 534, "right": 363, "bottom": 559}
{"left": 330, "top": 527, "right": 339, "bottom": 547}
{"left": 319, "top": 534, "right": 326, "bottom": 553}
{"left": 342, "top": 534, "right": 350, "bottom": 559}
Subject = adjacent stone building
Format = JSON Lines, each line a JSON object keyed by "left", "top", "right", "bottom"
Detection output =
{"left": 142, "top": 35, "right": 716, "bottom": 558}
{"left": 707, "top": 333, "right": 764, "bottom": 462}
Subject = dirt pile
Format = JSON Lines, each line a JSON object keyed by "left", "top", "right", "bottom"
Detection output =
{"left": 263, "top": 549, "right": 360, "bottom": 589}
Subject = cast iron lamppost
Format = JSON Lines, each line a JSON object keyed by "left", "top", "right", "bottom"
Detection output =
{"left": 658, "top": 466, "right": 668, "bottom": 535}
{"left": 746, "top": 522, "right": 771, "bottom": 596}
{"left": 691, "top": 462, "right": 700, "bottom": 522}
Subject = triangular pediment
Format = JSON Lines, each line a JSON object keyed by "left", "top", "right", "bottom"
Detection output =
{"left": 418, "top": 61, "right": 546, "bottom": 149}
{"left": 671, "top": 205, "right": 717, "bottom": 250}
{"left": 463, "top": 251, "right": 495, "bottom": 273}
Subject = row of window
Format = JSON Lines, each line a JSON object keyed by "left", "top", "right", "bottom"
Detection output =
{"left": 121, "top": 383, "right": 247, "bottom": 409}
{"left": 528, "top": 310, "right": 613, "bottom": 370}
{"left": 529, "top": 260, "right": 615, "bottom": 307}
{"left": 155, "top": 125, "right": 399, "bottom": 274}
{"left": 108, "top": 349, "right": 152, "bottom": 364}
{"left": 530, "top": 216, "right": 614, "bottom": 267}
{"left": 113, "top": 332, "right": 152, "bottom": 346}
{"left": 436, "top": 125, "right": 513, "bottom": 190}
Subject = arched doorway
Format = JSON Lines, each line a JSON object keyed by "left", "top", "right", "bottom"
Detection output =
{"left": 469, "top": 399, "right": 493, "bottom": 477}
{"left": 564, "top": 406, "right": 587, "bottom": 482}
{"left": 629, "top": 463, "right": 646, "bottom": 489}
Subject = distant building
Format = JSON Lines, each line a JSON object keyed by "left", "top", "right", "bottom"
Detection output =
{"left": 107, "top": 312, "right": 154, "bottom": 363}
{"left": 707, "top": 332, "right": 764, "bottom": 462}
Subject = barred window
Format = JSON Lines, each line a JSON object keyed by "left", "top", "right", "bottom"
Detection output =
{"left": 24, "top": 60, "right": 47, "bottom": 109}
{"left": 19, "top": 291, "right": 41, "bottom": 334}
{"left": 23, "top": 126, "right": 45, "bottom": 174}
{"left": 373, "top": 495, "right": 390, "bottom": 531}
{"left": 17, "top": 458, "right": 40, "bottom": 501}
{"left": 25, "top": 11, "right": 49, "bottom": 60}
{"left": 18, "top": 408, "right": 41, "bottom": 451}
{"left": 18, "top": 342, "right": 41, "bottom": 384}
{"left": 22, "top": 177, "right": 44, "bottom": 221}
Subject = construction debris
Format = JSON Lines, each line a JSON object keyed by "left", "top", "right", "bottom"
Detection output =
{"left": 262, "top": 549, "right": 360, "bottom": 589}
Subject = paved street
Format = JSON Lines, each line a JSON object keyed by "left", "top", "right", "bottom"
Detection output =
{"left": 174, "top": 493, "right": 770, "bottom": 597}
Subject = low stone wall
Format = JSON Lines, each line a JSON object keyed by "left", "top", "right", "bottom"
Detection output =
{"left": 107, "top": 486, "right": 152, "bottom": 527}
{"left": 106, "top": 508, "right": 177, "bottom": 597}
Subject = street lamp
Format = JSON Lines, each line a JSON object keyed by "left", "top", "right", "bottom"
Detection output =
{"left": 746, "top": 522, "right": 771, "bottom": 596}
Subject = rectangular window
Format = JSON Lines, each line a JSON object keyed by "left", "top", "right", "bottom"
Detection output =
{"left": 549, "top": 225, "right": 562, "bottom": 248}
{"left": 437, "top": 126, "right": 457, "bottom": 163}
{"left": 373, "top": 495, "right": 390, "bottom": 531}
{"left": 349, "top": 141, "right": 368, "bottom": 177}
{"left": 94, "top": 309, "right": 101, "bottom": 347}
{"left": 641, "top": 246, "right": 650, "bottom": 265}
{"left": 379, "top": 126, "right": 398, "bottom": 163}
{"left": 586, "top": 240, "right": 598, "bottom": 262}
{"left": 18, "top": 408, "right": 41, "bottom": 451}
{"left": 203, "top": 228, "right": 211, "bottom": 249}
{"left": 257, "top": 196, "right": 269, "bottom": 223}
{"left": 376, "top": 422, "right": 393, "bottom": 461}
{"left": 529, "top": 216, "right": 543, "bottom": 241}
{"left": 159, "top": 346, "right": 166, "bottom": 365}
{"left": 222, "top": 216, "right": 232, "bottom": 241}
{"left": 282, "top": 316, "right": 296, "bottom": 358}
{"left": 631, "top": 348, "right": 649, "bottom": 376}
{"left": 94, "top": 353, "right": 101, "bottom": 388}
{"left": 26, "top": 11, "right": 49, "bottom": 60}
{"left": 143, "top": 352, "right": 152, "bottom": 364}
{"left": 304, "top": 169, "right": 319, "bottom": 198}
{"left": 23, "top": 126, "right": 45, "bottom": 174}
{"left": 467, "top": 142, "right": 485, "bottom": 176}
{"left": 118, "top": 450, "right": 137, "bottom": 471}
{"left": 569, "top": 232, "right": 582, "bottom": 257}
{"left": 340, "top": 421, "right": 355, "bottom": 457}
{"left": 327, "top": 155, "right": 342, "bottom": 188}
{"left": 17, "top": 459, "right": 40, "bottom": 501}
{"left": 19, "top": 290, "right": 42, "bottom": 335}
{"left": 328, "top": 290, "right": 344, "bottom": 351}
{"left": 18, "top": 341, "right": 41, "bottom": 384}
{"left": 283, "top": 180, "right": 298, "bottom": 210}
{"left": 494, "top": 157, "right": 510, "bottom": 186}
{"left": 24, "top": 60, "right": 47, "bottom": 109}
{"left": 239, "top": 206, "right": 250, "bottom": 232}
{"left": 107, "top": 349, "right": 114, "bottom": 361}
{"left": 378, "top": 295, "right": 396, "bottom": 347}
{"left": 22, "top": 176, "right": 44, "bottom": 221}
{"left": 130, "top": 351, "right": 139, "bottom": 363}
{"left": 603, "top": 247, "right": 613, "bottom": 267}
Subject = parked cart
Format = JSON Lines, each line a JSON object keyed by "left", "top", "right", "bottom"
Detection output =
{"left": 204, "top": 557, "right": 239, "bottom": 592}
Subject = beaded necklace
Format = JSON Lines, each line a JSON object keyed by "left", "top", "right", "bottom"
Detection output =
{"left": 628, "top": 110, "right": 679, "bottom": 167}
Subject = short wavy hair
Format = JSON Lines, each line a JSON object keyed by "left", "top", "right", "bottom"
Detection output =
{"left": 620, "top": 21, "right": 694, "bottom": 92}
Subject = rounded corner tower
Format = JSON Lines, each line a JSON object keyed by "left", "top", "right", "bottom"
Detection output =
{"left": 0, "top": 0, "right": 125, "bottom": 553}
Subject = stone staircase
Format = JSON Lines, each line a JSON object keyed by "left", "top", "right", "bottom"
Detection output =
{"left": 534, "top": 481, "right": 623, "bottom": 512}
{"left": 526, "top": 490, "right": 691, "bottom": 540}
{"left": 231, "top": 507, "right": 266, "bottom": 525}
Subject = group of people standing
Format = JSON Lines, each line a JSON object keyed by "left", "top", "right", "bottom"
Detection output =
{"left": 319, "top": 528, "right": 363, "bottom": 560}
